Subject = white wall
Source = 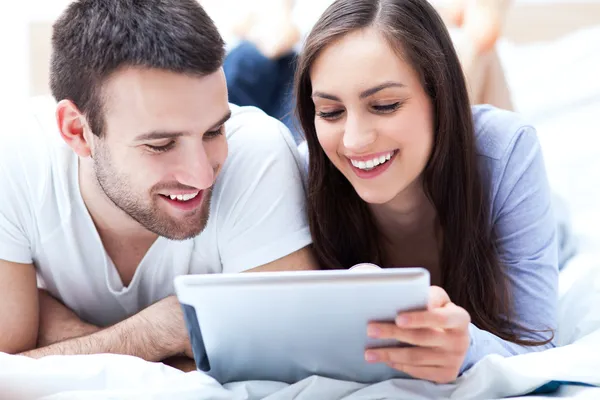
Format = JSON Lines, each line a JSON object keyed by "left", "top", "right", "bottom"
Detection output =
{"left": 0, "top": 2, "right": 29, "bottom": 124}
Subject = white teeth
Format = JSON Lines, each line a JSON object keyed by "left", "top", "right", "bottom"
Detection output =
{"left": 167, "top": 192, "right": 199, "bottom": 202}
{"left": 183, "top": 193, "right": 198, "bottom": 201}
{"left": 350, "top": 151, "right": 395, "bottom": 171}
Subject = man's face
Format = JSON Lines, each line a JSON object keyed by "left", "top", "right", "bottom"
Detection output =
{"left": 91, "top": 67, "right": 230, "bottom": 240}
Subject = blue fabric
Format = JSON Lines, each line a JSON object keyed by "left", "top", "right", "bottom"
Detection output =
{"left": 460, "top": 105, "right": 560, "bottom": 373}
{"left": 530, "top": 381, "right": 597, "bottom": 395}
{"left": 299, "top": 105, "right": 563, "bottom": 374}
{"left": 223, "top": 41, "right": 301, "bottom": 142}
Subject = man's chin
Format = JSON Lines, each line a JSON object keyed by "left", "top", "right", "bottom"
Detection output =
{"left": 157, "top": 217, "right": 209, "bottom": 241}
{"left": 151, "top": 195, "right": 211, "bottom": 240}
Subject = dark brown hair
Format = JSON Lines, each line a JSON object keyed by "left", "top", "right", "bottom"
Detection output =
{"left": 50, "top": 0, "right": 225, "bottom": 137}
{"left": 295, "top": 0, "right": 551, "bottom": 346}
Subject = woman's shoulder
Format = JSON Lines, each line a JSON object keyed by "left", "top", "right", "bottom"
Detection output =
{"left": 472, "top": 105, "right": 550, "bottom": 219}
{"left": 471, "top": 104, "right": 539, "bottom": 162}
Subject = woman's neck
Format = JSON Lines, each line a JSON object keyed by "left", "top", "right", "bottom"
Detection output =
{"left": 369, "top": 179, "right": 437, "bottom": 240}
{"left": 369, "top": 178, "right": 442, "bottom": 284}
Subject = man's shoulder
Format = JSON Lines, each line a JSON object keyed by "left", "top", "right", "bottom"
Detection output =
{"left": 0, "top": 96, "right": 76, "bottom": 263}
{"left": 0, "top": 96, "right": 73, "bottom": 210}
{"left": 226, "top": 104, "right": 296, "bottom": 146}
{"left": 209, "top": 104, "right": 307, "bottom": 225}
{"left": 196, "top": 105, "right": 312, "bottom": 272}
{"left": 2, "top": 96, "right": 66, "bottom": 160}
{"left": 224, "top": 104, "right": 304, "bottom": 170}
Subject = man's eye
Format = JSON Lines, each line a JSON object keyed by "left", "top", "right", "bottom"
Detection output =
{"left": 145, "top": 141, "right": 175, "bottom": 153}
{"left": 205, "top": 125, "right": 224, "bottom": 139}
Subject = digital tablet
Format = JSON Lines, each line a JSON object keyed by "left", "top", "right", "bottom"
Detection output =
{"left": 174, "top": 267, "right": 430, "bottom": 384}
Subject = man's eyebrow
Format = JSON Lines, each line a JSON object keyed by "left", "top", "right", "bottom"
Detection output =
{"left": 208, "top": 110, "right": 232, "bottom": 131}
{"left": 134, "top": 130, "right": 187, "bottom": 141}
{"left": 133, "top": 110, "right": 232, "bottom": 141}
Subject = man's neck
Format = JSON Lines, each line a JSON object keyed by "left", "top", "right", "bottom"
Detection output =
{"left": 78, "top": 159, "right": 158, "bottom": 286}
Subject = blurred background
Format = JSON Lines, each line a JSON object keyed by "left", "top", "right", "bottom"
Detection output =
{"left": 1, "top": 0, "right": 599, "bottom": 105}
{"left": 0, "top": 0, "right": 599, "bottom": 258}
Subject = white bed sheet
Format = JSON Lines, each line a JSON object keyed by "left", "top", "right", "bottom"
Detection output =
{"left": 0, "top": 255, "right": 598, "bottom": 400}
{"left": 0, "top": 22, "right": 599, "bottom": 400}
{"left": 495, "top": 25, "right": 600, "bottom": 399}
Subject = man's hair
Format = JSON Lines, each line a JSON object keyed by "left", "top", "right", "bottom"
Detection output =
{"left": 50, "top": 0, "right": 226, "bottom": 137}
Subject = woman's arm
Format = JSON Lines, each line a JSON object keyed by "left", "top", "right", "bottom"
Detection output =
{"left": 461, "top": 121, "right": 559, "bottom": 373}
{"left": 363, "top": 118, "right": 559, "bottom": 382}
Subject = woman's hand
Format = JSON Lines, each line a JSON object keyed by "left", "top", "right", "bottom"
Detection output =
{"left": 364, "top": 286, "right": 471, "bottom": 384}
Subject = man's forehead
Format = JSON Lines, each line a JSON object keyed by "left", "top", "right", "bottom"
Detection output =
{"left": 100, "top": 67, "right": 229, "bottom": 139}
{"left": 132, "top": 110, "right": 232, "bottom": 142}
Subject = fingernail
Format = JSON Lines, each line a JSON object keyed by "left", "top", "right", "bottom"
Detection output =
{"left": 367, "top": 326, "right": 380, "bottom": 337}
{"left": 365, "top": 351, "right": 378, "bottom": 362}
{"left": 396, "top": 316, "right": 409, "bottom": 326}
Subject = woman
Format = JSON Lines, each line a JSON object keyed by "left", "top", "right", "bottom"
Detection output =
{"left": 295, "top": 0, "right": 558, "bottom": 384}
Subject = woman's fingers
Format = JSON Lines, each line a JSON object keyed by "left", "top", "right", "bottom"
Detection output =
{"left": 428, "top": 285, "right": 451, "bottom": 309}
{"left": 368, "top": 323, "right": 446, "bottom": 347}
{"left": 365, "top": 346, "right": 453, "bottom": 367}
{"left": 396, "top": 303, "right": 471, "bottom": 330}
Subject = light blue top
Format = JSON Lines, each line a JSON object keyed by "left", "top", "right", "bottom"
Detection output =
{"left": 299, "top": 105, "right": 559, "bottom": 374}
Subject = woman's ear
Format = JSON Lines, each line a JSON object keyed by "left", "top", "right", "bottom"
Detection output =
{"left": 56, "top": 99, "right": 93, "bottom": 157}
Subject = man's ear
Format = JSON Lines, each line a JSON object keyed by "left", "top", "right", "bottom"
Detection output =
{"left": 56, "top": 99, "right": 94, "bottom": 157}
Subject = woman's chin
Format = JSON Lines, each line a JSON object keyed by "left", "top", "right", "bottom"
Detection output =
{"left": 354, "top": 187, "right": 397, "bottom": 205}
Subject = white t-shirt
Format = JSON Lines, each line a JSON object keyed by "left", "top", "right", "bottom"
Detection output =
{"left": 0, "top": 96, "right": 312, "bottom": 327}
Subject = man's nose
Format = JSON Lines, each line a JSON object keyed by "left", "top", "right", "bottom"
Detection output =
{"left": 175, "top": 142, "right": 215, "bottom": 189}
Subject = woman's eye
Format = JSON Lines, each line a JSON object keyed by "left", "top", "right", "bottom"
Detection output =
{"left": 373, "top": 102, "right": 402, "bottom": 113}
{"left": 145, "top": 141, "right": 175, "bottom": 153}
{"left": 316, "top": 110, "right": 344, "bottom": 121}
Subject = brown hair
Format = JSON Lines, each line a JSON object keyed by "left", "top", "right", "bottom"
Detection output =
{"left": 295, "top": 0, "right": 550, "bottom": 346}
{"left": 50, "top": 0, "right": 225, "bottom": 137}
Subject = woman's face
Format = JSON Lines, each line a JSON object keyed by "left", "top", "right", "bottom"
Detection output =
{"left": 310, "top": 28, "right": 434, "bottom": 205}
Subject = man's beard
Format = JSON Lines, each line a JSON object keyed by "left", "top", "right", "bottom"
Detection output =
{"left": 93, "top": 145, "right": 212, "bottom": 240}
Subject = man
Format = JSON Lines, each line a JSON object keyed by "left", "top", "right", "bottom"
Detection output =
{"left": 0, "top": 0, "right": 316, "bottom": 369}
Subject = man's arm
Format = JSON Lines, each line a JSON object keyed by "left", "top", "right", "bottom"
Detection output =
{"left": 34, "top": 246, "right": 317, "bottom": 353}
{"left": 0, "top": 260, "right": 39, "bottom": 353}
{"left": 35, "top": 290, "right": 99, "bottom": 348}
{"left": 247, "top": 245, "right": 317, "bottom": 272}
{"left": 21, "top": 295, "right": 188, "bottom": 361}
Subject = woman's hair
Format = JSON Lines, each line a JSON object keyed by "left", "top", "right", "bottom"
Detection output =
{"left": 294, "top": 0, "right": 550, "bottom": 346}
